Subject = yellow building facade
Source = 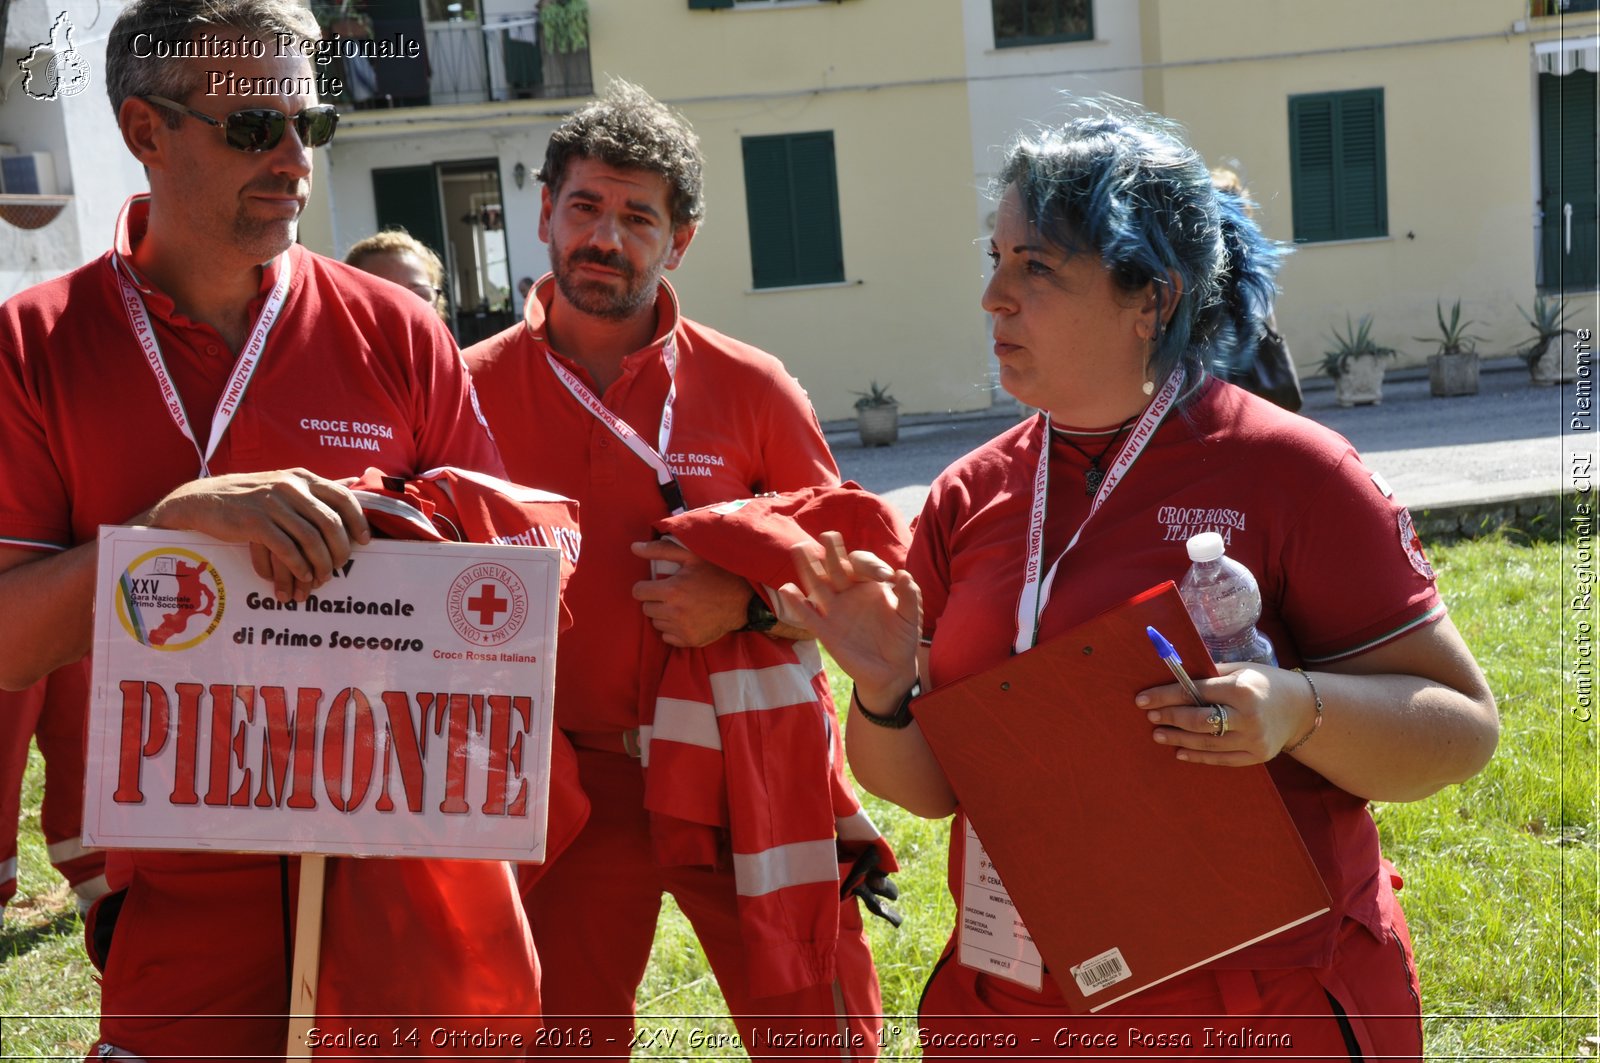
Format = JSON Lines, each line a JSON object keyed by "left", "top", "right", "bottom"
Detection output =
{"left": 1139, "top": 0, "right": 1597, "bottom": 372}
{"left": 309, "top": 0, "right": 991, "bottom": 420}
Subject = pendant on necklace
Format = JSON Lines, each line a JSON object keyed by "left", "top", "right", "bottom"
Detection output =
{"left": 1084, "top": 465, "right": 1104, "bottom": 496}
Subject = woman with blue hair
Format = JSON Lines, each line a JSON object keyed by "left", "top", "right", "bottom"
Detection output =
{"left": 782, "top": 110, "right": 1498, "bottom": 1058}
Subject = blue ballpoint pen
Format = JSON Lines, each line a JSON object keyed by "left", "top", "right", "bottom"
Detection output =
{"left": 1145, "top": 626, "right": 1205, "bottom": 706}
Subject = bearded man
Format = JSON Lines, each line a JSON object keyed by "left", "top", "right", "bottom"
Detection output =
{"left": 465, "top": 81, "right": 884, "bottom": 1059}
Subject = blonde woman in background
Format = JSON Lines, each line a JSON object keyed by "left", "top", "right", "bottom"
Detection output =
{"left": 346, "top": 229, "right": 448, "bottom": 322}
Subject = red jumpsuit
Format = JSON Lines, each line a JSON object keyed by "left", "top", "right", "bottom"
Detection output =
{"left": 0, "top": 662, "right": 107, "bottom": 918}
{"left": 465, "top": 277, "right": 884, "bottom": 1058}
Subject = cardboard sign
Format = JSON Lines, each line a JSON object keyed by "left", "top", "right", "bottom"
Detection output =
{"left": 85, "top": 527, "right": 562, "bottom": 862}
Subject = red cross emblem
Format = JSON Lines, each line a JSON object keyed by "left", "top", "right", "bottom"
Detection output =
{"left": 466, "top": 582, "right": 509, "bottom": 626}
{"left": 448, "top": 563, "right": 528, "bottom": 647}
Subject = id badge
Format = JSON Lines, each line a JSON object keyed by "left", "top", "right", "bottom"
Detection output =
{"left": 957, "top": 819, "right": 1043, "bottom": 990}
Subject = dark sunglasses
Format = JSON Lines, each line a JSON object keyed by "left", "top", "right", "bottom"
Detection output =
{"left": 142, "top": 94, "right": 339, "bottom": 152}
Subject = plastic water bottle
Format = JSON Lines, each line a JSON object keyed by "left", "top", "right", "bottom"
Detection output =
{"left": 1177, "top": 532, "right": 1277, "bottom": 666}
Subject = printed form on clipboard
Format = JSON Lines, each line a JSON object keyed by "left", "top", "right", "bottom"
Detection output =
{"left": 913, "top": 582, "right": 1332, "bottom": 1013}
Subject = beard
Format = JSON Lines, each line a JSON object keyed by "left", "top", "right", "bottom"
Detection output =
{"left": 550, "top": 243, "right": 664, "bottom": 321}
{"left": 232, "top": 177, "right": 306, "bottom": 263}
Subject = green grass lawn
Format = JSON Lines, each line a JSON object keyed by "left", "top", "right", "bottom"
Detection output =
{"left": 2, "top": 535, "right": 1595, "bottom": 1059}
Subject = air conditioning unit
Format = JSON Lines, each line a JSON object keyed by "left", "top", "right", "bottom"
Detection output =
{"left": 0, "top": 151, "right": 60, "bottom": 195}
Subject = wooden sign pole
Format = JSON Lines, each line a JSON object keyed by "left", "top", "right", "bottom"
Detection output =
{"left": 285, "top": 854, "right": 328, "bottom": 1060}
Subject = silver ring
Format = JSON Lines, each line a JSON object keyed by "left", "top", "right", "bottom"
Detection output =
{"left": 1207, "top": 705, "right": 1229, "bottom": 738}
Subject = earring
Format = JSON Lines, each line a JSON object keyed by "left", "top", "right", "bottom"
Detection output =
{"left": 1142, "top": 379, "right": 1155, "bottom": 396}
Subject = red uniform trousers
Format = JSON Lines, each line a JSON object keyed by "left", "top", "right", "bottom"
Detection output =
{"left": 917, "top": 906, "right": 1423, "bottom": 1061}
{"left": 523, "top": 747, "right": 883, "bottom": 1060}
{"left": 95, "top": 851, "right": 299, "bottom": 1057}
{"left": 0, "top": 662, "right": 106, "bottom": 915}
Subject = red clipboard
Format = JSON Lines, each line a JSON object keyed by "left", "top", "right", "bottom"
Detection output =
{"left": 912, "top": 582, "right": 1331, "bottom": 1012}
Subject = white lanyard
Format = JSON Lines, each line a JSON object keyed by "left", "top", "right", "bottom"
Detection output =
{"left": 545, "top": 339, "right": 685, "bottom": 514}
{"left": 1011, "top": 369, "right": 1184, "bottom": 653}
{"left": 113, "top": 253, "right": 292, "bottom": 478}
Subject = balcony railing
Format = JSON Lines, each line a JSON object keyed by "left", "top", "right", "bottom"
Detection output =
{"left": 326, "top": 9, "right": 591, "bottom": 111}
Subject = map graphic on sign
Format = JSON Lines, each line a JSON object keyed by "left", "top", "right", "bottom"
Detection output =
{"left": 20, "top": 12, "right": 91, "bottom": 102}
{"left": 115, "top": 548, "right": 225, "bottom": 650}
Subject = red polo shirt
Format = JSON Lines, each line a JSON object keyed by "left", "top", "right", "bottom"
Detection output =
{"left": 0, "top": 197, "right": 506, "bottom": 1053}
{"left": 0, "top": 196, "right": 502, "bottom": 553}
{"left": 464, "top": 275, "right": 838, "bottom": 733}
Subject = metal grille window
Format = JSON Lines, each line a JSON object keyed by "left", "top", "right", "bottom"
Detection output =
{"left": 991, "top": 0, "right": 1093, "bottom": 47}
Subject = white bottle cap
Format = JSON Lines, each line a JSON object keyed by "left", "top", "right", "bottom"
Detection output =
{"left": 1186, "top": 531, "right": 1225, "bottom": 562}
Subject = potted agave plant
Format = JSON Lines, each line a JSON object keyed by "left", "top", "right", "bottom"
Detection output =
{"left": 1321, "top": 315, "right": 1394, "bottom": 407}
{"left": 1519, "top": 295, "right": 1577, "bottom": 386}
{"left": 854, "top": 380, "right": 899, "bottom": 447}
{"left": 1420, "top": 299, "right": 1482, "bottom": 398}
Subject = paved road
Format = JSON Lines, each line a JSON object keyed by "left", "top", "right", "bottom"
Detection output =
{"left": 829, "top": 357, "right": 1587, "bottom": 522}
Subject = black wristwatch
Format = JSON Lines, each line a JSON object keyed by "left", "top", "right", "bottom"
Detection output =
{"left": 852, "top": 680, "right": 921, "bottom": 729}
{"left": 741, "top": 592, "right": 778, "bottom": 633}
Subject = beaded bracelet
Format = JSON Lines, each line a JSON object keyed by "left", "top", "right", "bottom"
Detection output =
{"left": 1284, "top": 668, "right": 1324, "bottom": 754}
{"left": 852, "top": 681, "right": 920, "bottom": 730}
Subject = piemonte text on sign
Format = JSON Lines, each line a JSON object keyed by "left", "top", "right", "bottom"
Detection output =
{"left": 86, "top": 528, "right": 562, "bottom": 861}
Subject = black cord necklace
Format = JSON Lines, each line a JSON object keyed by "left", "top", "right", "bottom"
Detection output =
{"left": 1053, "top": 416, "right": 1137, "bottom": 496}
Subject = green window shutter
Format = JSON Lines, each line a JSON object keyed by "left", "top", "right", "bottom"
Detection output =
{"left": 743, "top": 132, "right": 845, "bottom": 289}
{"left": 1289, "top": 89, "right": 1386, "bottom": 243}
{"left": 1337, "top": 90, "right": 1386, "bottom": 239}
{"left": 688, "top": 0, "right": 733, "bottom": 9}
{"left": 371, "top": 166, "right": 447, "bottom": 265}
{"left": 1289, "top": 96, "right": 1336, "bottom": 242}
{"left": 786, "top": 133, "right": 844, "bottom": 285}
{"left": 744, "top": 137, "right": 797, "bottom": 288}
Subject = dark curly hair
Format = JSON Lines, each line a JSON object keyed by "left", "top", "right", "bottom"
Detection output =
{"left": 539, "top": 80, "right": 705, "bottom": 229}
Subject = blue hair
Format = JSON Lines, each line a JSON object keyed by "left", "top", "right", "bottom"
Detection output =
{"left": 996, "top": 109, "right": 1286, "bottom": 389}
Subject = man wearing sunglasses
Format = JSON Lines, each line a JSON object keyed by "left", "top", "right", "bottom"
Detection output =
{"left": 0, "top": 0, "right": 523, "bottom": 1057}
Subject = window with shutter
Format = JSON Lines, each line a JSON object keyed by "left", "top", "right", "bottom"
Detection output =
{"left": 1288, "top": 89, "right": 1387, "bottom": 243}
{"left": 372, "top": 167, "right": 447, "bottom": 263}
{"left": 742, "top": 132, "right": 846, "bottom": 288}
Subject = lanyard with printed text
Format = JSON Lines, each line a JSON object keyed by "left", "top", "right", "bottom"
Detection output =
{"left": 113, "top": 252, "right": 292, "bottom": 479}
{"left": 545, "top": 340, "right": 685, "bottom": 514}
{"left": 1012, "top": 369, "right": 1184, "bottom": 653}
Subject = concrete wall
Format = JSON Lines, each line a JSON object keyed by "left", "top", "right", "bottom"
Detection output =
{"left": 1, "top": 0, "right": 147, "bottom": 299}
{"left": 1142, "top": 0, "right": 1577, "bottom": 374}
{"left": 312, "top": 118, "right": 559, "bottom": 288}
{"left": 960, "top": 0, "right": 1146, "bottom": 406}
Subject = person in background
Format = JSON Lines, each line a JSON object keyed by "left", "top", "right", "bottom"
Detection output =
{"left": 1209, "top": 167, "right": 1303, "bottom": 411}
{"left": 465, "top": 81, "right": 885, "bottom": 1058}
{"left": 346, "top": 228, "right": 449, "bottom": 322}
{"left": 0, "top": 0, "right": 511, "bottom": 1054}
{"left": 783, "top": 107, "right": 1498, "bottom": 1059}
{"left": 0, "top": 669, "right": 108, "bottom": 923}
